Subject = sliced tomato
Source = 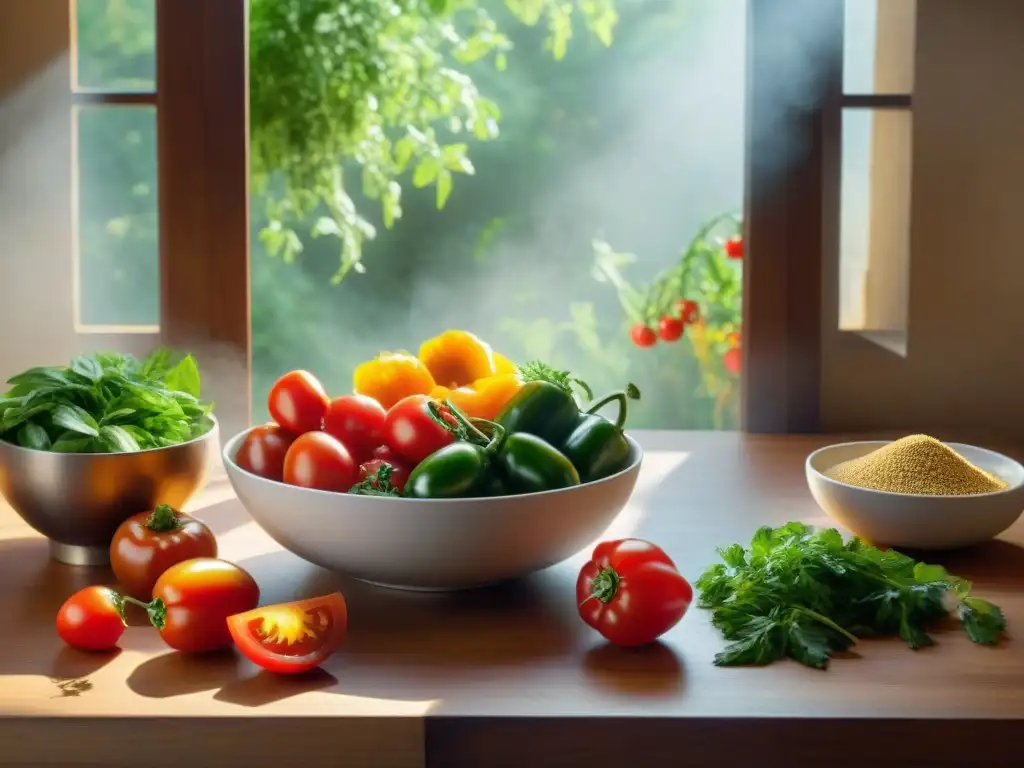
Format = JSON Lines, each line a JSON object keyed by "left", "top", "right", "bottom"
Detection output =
{"left": 226, "top": 592, "right": 348, "bottom": 675}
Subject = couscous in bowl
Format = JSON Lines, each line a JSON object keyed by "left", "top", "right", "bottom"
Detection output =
{"left": 805, "top": 439, "right": 1024, "bottom": 550}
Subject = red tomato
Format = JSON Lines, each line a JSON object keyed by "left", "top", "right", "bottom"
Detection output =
{"left": 658, "top": 316, "right": 685, "bottom": 342}
{"left": 630, "top": 324, "right": 657, "bottom": 348}
{"left": 723, "top": 346, "right": 742, "bottom": 375}
{"left": 674, "top": 298, "right": 700, "bottom": 324}
{"left": 383, "top": 395, "right": 457, "bottom": 466}
{"left": 146, "top": 558, "right": 260, "bottom": 653}
{"left": 283, "top": 432, "right": 358, "bottom": 492}
{"left": 227, "top": 592, "right": 348, "bottom": 675}
{"left": 725, "top": 235, "right": 744, "bottom": 260}
{"left": 56, "top": 586, "right": 126, "bottom": 652}
{"left": 268, "top": 370, "right": 329, "bottom": 434}
{"left": 358, "top": 457, "right": 410, "bottom": 493}
{"left": 110, "top": 505, "right": 218, "bottom": 600}
{"left": 323, "top": 394, "right": 387, "bottom": 461}
{"left": 576, "top": 539, "right": 693, "bottom": 647}
{"left": 235, "top": 423, "right": 296, "bottom": 482}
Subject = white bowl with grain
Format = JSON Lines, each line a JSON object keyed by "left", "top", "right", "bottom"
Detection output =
{"left": 805, "top": 439, "right": 1024, "bottom": 550}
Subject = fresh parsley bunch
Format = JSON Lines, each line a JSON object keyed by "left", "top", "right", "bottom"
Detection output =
{"left": 696, "top": 522, "right": 1006, "bottom": 669}
{"left": 0, "top": 349, "right": 214, "bottom": 454}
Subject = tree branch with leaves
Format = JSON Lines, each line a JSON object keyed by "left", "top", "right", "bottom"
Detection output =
{"left": 250, "top": 0, "right": 618, "bottom": 283}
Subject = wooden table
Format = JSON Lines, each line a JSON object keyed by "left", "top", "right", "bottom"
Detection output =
{"left": 2, "top": 431, "right": 1023, "bottom": 767}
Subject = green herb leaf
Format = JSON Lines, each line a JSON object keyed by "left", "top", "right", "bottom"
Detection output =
{"left": 52, "top": 404, "right": 100, "bottom": 437}
{"left": 518, "top": 360, "right": 594, "bottom": 401}
{"left": 98, "top": 425, "right": 142, "bottom": 453}
{"left": 958, "top": 597, "right": 1006, "bottom": 645}
{"left": 70, "top": 355, "right": 104, "bottom": 382}
{"left": 163, "top": 354, "right": 201, "bottom": 398}
{"left": 18, "top": 422, "right": 51, "bottom": 451}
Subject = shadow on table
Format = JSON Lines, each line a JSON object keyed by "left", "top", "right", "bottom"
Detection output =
{"left": 582, "top": 641, "right": 685, "bottom": 698}
{"left": 124, "top": 649, "right": 338, "bottom": 706}
{"left": 0, "top": 537, "right": 125, "bottom": 692}
{"left": 903, "top": 538, "right": 1024, "bottom": 586}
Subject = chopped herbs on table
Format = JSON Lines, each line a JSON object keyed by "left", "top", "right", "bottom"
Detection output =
{"left": 0, "top": 349, "right": 214, "bottom": 454}
{"left": 696, "top": 522, "right": 1007, "bottom": 670}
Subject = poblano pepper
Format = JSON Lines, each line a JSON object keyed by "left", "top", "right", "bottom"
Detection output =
{"left": 495, "top": 380, "right": 581, "bottom": 446}
{"left": 560, "top": 385, "right": 639, "bottom": 483}
{"left": 496, "top": 433, "right": 580, "bottom": 494}
{"left": 405, "top": 406, "right": 507, "bottom": 499}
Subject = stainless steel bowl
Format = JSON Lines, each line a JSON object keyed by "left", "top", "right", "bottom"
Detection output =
{"left": 0, "top": 417, "right": 218, "bottom": 566}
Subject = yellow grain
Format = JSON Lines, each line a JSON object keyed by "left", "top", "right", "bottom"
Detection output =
{"left": 824, "top": 435, "right": 1007, "bottom": 496}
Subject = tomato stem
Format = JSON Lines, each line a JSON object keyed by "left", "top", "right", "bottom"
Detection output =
{"left": 146, "top": 504, "right": 182, "bottom": 532}
{"left": 589, "top": 567, "right": 621, "bottom": 604}
{"left": 121, "top": 595, "right": 167, "bottom": 630}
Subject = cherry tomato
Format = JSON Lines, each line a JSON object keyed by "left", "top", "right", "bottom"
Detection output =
{"left": 227, "top": 592, "right": 348, "bottom": 675}
{"left": 724, "top": 346, "right": 742, "bottom": 375}
{"left": 323, "top": 394, "right": 387, "bottom": 462}
{"left": 658, "top": 316, "right": 685, "bottom": 342}
{"left": 56, "top": 586, "right": 126, "bottom": 652}
{"left": 674, "top": 298, "right": 700, "bottom": 324}
{"left": 149, "top": 558, "right": 260, "bottom": 653}
{"left": 358, "top": 457, "right": 410, "bottom": 493}
{"left": 630, "top": 324, "right": 657, "bottom": 348}
{"left": 576, "top": 539, "right": 693, "bottom": 647}
{"left": 110, "top": 505, "right": 218, "bottom": 600}
{"left": 725, "top": 235, "right": 744, "bottom": 260}
{"left": 268, "top": 370, "right": 329, "bottom": 434}
{"left": 235, "top": 423, "right": 296, "bottom": 482}
{"left": 283, "top": 431, "right": 358, "bottom": 492}
{"left": 383, "top": 394, "right": 457, "bottom": 466}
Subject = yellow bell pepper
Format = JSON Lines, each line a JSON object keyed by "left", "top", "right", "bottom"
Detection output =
{"left": 493, "top": 352, "right": 517, "bottom": 375}
{"left": 418, "top": 330, "right": 498, "bottom": 389}
{"left": 354, "top": 352, "right": 436, "bottom": 411}
{"left": 429, "top": 373, "right": 524, "bottom": 421}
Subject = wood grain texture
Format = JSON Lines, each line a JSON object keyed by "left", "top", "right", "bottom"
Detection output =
{"left": 156, "top": 0, "right": 251, "bottom": 440}
{"left": 0, "top": 431, "right": 1022, "bottom": 767}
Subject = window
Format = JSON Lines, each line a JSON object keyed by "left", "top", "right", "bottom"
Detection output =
{"left": 838, "top": 0, "right": 915, "bottom": 354}
{"left": 73, "top": 0, "right": 159, "bottom": 330}
{"left": 248, "top": 0, "right": 747, "bottom": 432}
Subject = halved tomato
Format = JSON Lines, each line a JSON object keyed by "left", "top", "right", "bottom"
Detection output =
{"left": 226, "top": 592, "right": 348, "bottom": 675}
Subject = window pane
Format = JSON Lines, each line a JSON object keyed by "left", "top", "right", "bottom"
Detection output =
{"left": 75, "top": 0, "right": 156, "bottom": 91}
{"left": 839, "top": 108, "right": 912, "bottom": 332}
{"left": 249, "top": 0, "right": 746, "bottom": 430}
{"left": 76, "top": 105, "right": 159, "bottom": 327}
{"left": 844, "top": 0, "right": 916, "bottom": 95}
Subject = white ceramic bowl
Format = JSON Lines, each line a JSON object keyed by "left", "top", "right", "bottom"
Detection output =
{"left": 222, "top": 429, "right": 642, "bottom": 590}
{"left": 806, "top": 440, "right": 1024, "bottom": 550}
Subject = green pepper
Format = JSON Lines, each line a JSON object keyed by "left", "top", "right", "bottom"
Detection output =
{"left": 495, "top": 380, "right": 580, "bottom": 445}
{"left": 496, "top": 433, "right": 580, "bottom": 494}
{"left": 405, "top": 408, "right": 507, "bottom": 499}
{"left": 560, "top": 387, "right": 637, "bottom": 483}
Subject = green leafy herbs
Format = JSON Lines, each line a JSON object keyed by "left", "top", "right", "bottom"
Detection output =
{"left": 0, "top": 350, "right": 214, "bottom": 455}
{"left": 518, "top": 360, "right": 594, "bottom": 401}
{"left": 349, "top": 464, "right": 403, "bottom": 497}
{"left": 696, "top": 522, "right": 1007, "bottom": 670}
{"left": 249, "top": 0, "right": 618, "bottom": 282}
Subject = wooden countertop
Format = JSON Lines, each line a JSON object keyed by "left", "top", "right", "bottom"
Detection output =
{"left": 2, "top": 430, "right": 1023, "bottom": 767}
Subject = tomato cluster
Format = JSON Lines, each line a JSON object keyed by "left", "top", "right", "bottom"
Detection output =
{"left": 238, "top": 370, "right": 466, "bottom": 497}
{"left": 617, "top": 227, "right": 743, "bottom": 380}
{"left": 56, "top": 498, "right": 349, "bottom": 674}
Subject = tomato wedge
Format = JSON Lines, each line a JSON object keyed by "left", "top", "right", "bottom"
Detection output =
{"left": 226, "top": 592, "right": 348, "bottom": 674}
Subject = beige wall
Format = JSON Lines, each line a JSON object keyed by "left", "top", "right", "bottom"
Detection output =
{"left": 822, "top": 0, "right": 1024, "bottom": 441}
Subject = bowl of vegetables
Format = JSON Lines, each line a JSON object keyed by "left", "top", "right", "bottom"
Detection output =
{"left": 223, "top": 331, "right": 643, "bottom": 591}
{"left": 0, "top": 351, "right": 218, "bottom": 566}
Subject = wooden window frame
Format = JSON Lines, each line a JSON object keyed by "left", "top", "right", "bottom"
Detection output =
{"left": 155, "top": 0, "right": 251, "bottom": 438}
